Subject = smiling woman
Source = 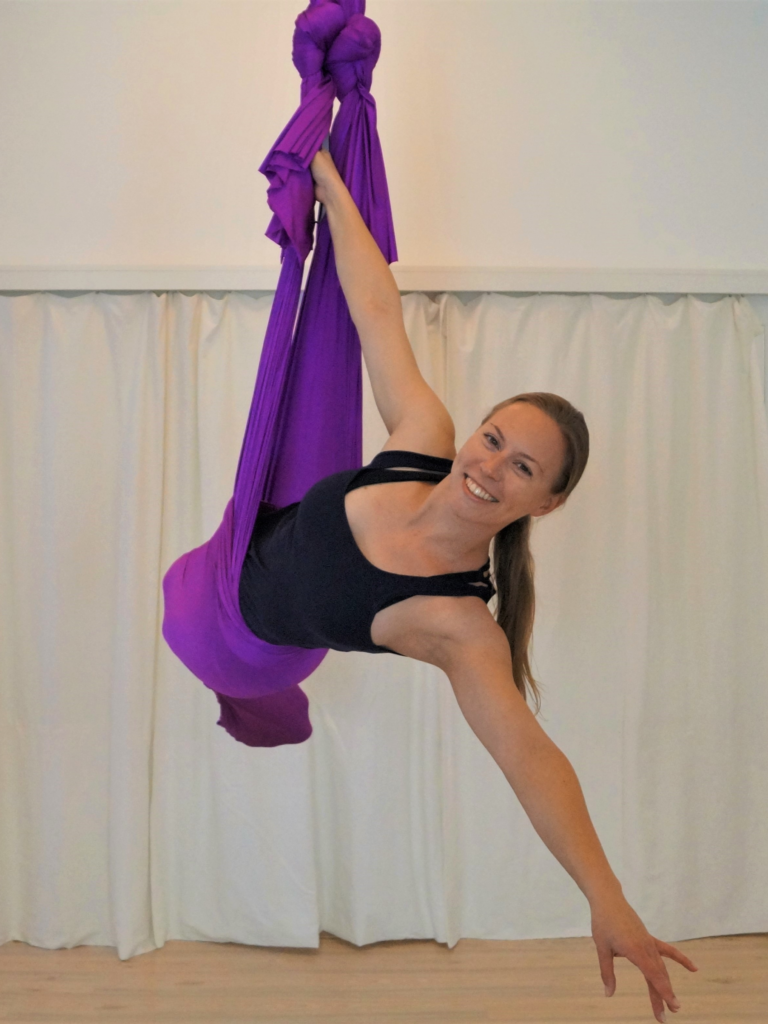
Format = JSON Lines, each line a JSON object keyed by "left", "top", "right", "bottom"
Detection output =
{"left": 308, "top": 149, "right": 590, "bottom": 712}
{"left": 290, "top": 148, "right": 698, "bottom": 1024}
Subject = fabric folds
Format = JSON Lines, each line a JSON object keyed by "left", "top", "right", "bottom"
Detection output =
{"left": 161, "top": 0, "right": 396, "bottom": 747}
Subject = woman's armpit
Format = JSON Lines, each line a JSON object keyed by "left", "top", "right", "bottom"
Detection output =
{"left": 370, "top": 593, "right": 501, "bottom": 668}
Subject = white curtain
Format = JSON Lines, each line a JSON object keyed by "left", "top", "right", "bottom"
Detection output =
{"left": 0, "top": 291, "right": 766, "bottom": 960}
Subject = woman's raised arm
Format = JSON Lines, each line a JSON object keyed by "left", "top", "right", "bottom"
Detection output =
{"left": 310, "top": 151, "right": 453, "bottom": 451}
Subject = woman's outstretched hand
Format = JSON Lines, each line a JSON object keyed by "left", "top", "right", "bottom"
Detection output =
{"left": 590, "top": 892, "right": 698, "bottom": 1022}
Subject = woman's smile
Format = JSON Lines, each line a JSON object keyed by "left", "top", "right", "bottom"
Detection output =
{"left": 463, "top": 474, "right": 499, "bottom": 503}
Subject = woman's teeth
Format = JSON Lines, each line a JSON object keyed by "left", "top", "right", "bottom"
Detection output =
{"left": 465, "top": 475, "right": 497, "bottom": 502}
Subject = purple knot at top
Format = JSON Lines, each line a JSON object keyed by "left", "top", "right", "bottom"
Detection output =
{"left": 292, "top": 2, "right": 380, "bottom": 99}
{"left": 292, "top": 1, "right": 347, "bottom": 93}
{"left": 335, "top": 0, "right": 366, "bottom": 16}
{"left": 260, "top": 0, "right": 390, "bottom": 261}
{"left": 326, "top": 14, "right": 381, "bottom": 98}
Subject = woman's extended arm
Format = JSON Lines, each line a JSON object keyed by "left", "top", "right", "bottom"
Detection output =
{"left": 376, "top": 596, "right": 698, "bottom": 1023}
{"left": 444, "top": 625, "right": 698, "bottom": 1022}
{"left": 310, "top": 150, "right": 453, "bottom": 449}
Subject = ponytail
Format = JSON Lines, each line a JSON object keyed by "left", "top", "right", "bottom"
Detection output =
{"left": 483, "top": 393, "right": 590, "bottom": 714}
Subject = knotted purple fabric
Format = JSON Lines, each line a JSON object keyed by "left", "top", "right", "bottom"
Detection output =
{"left": 161, "top": 0, "right": 396, "bottom": 747}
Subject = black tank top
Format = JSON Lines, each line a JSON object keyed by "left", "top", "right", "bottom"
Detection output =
{"left": 238, "top": 450, "right": 496, "bottom": 655}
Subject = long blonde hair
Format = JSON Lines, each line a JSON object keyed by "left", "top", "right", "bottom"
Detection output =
{"left": 482, "top": 393, "right": 589, "bottom": 714}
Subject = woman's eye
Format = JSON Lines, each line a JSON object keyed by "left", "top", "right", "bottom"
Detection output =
{"left": 517, "top": 463, "right": 532, "bottom": 476}
{"left": 484, "top": 433, "right": 499, "bottom": 448}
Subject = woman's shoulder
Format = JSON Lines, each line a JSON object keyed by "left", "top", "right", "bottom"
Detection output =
{"left": 379, "top": 408, "right": 457, "bottom": 462}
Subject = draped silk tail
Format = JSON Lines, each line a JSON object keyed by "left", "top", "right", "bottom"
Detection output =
{"left": 161, "top": 0, "right": 397, "bottom": 747}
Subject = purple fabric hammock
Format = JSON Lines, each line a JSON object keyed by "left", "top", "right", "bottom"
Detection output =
{"left": 161, "top": 0, "right": 396, "bottom": 748}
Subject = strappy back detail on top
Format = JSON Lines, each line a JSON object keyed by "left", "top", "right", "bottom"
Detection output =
{"left": 346, "top": 449, "right": 453, "bottom": 490}
{"left": 238, "top": 450, "right": 496, "bottom": 655}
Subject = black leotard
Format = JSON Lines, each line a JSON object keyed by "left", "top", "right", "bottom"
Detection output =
{"left": 238, "top": 450, "right": 496, "bottom": 655}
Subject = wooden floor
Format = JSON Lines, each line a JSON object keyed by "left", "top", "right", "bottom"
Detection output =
{"left": 0, "top": 932, "right": 765, "bottom": 1023}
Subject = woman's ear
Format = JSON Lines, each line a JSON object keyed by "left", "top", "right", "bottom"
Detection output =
{"left": 533, "top": 493, "right": 566, "bottom": 518}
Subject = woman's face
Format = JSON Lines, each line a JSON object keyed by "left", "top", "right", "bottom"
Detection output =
{"left": 450, "top": 402, "right": 567, "bottom": 529}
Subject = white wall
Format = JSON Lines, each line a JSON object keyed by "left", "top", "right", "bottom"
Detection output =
{"left": 1, "top": 0, "right": 767, "bottom": 292}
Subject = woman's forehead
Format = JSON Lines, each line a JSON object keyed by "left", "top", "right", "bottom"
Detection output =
{"left": 484, "top": 404, "right": 565, "bottom": 470}
{"left": 486, "top": 402, "right": 553, "bottom": 435}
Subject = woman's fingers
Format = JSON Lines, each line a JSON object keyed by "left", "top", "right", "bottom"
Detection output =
{"left": 595, "top": 941, "right": 616, "bottom": 997}
{"left": 590, "top": 900, "right": 696, "bottom": 1021}
{"left": 646, "top": 975, "right": 674, "bottom": 1022}
{"left": 632, "top": 946, "right": 681, "bottom": 1019}
{"left": 657, "top": 939, "right": 699, "bottom": 973}
{"left": 310, "top": 150, "right": 343, "bottom": 205}
{"left": 310, "top": 149, "right": 337, "bottom": 182}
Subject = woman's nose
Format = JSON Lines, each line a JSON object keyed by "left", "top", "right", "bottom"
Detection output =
{"left": 481, "top": 452, "right": 505, "bottom": 479}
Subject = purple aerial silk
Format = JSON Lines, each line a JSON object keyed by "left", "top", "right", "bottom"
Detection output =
{"left": 161, "top": 0, "right": 396, "bottom": 747}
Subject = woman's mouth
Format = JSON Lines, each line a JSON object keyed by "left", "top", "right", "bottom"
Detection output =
{"left": 463, "top": 474, "right": 498, "bottom": 503}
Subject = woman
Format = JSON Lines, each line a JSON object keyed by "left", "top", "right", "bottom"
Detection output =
{"left": 237, "top": 149, "right": 698, "bottom": 1024}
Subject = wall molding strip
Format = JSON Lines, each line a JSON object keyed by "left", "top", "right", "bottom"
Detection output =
{"left": 1, "top": 266, "right": 767, "bottom": 294}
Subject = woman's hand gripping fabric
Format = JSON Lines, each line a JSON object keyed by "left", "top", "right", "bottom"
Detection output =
{"left": 310, "top": 148, "right": 342, "bottom": 207}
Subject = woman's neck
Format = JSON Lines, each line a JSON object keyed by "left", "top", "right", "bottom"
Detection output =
{"left": 408, "top": 477, "right": 496, "bottom": 572}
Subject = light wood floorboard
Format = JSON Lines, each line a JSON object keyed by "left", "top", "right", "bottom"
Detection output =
{"left": 0, "top": 932, "right": 765, "bottom": 1023}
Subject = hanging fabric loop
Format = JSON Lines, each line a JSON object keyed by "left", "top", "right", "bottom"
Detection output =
{"left": 161, "top": 0, "right": 397, "bottom": 747}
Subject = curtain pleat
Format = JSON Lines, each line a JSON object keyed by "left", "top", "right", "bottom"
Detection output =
{"left": 0, "top": 290, "right": 766, "bottom": 958}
